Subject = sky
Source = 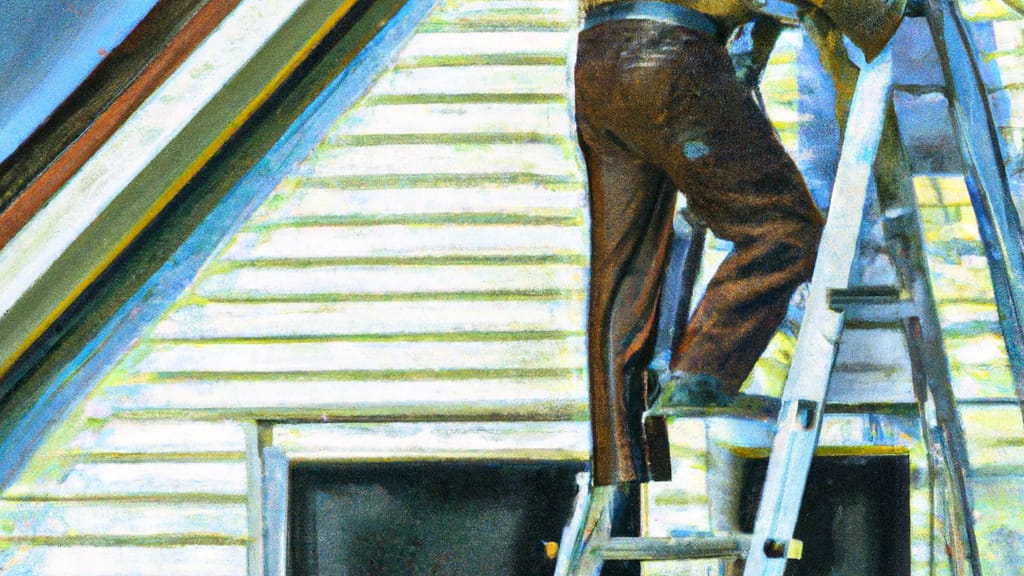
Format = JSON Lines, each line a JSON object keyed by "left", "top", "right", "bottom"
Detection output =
{"left": 0, "top": 0, "right": 159, "bottom": 162}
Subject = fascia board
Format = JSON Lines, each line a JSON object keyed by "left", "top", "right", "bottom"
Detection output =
{"left": 0, "top": 0, "right": 360, "bottom": 378}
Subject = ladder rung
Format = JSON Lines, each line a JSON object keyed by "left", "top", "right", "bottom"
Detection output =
{"left": 828, "top": 286, "right": 917, "bottom": 323}
{"left": 596, "top": 535, "right": 751, "bottom": 561}
{"left": 827, "top": 286, "right": 900, "bottom": 310}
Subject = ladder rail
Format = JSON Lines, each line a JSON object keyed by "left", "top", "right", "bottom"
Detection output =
{"left": 562, "top": 4, "right": 1003, "bottom": 574}
{"left": 926, "top": 0, "right": 1024, "bottom": 424}
{"left": 742, "top": 44, "right": 896, "bottom": 576}
{"left": 875, "top": 95, "right": 983, "bottom": 576}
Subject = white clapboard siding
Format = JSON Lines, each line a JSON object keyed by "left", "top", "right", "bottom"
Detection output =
{"left": 127, "top": 338, "right": 586, "bottom": 374}
{"left": 398, "top": 31, "right": 571, "bottom": 59}
{"left": 960, "top": 0, "right": 1020, "bottom": 21}
{"left": 270, "top": 421, "right": 589, "bottom": 461}
{"left": 305, "top": 142, "right": 579, "bottom": 177}
{"left": 420, "top": 0, "right": 577, "bottom": 30}
{"left": 366, "top": 65, "right": 570, "bottom": 97}
{"left": 14, "top": 0, "right": 1024, "bottom": 574}
{"left": 961, "top": 404, "right": 1024, "bottom": 475}
{"left": 68, "top": 420, "right": 247, "bottom": 455}
{"left": 85, "top": 377, "right": 587, "bottom": 420}
{"left": 196, "top": 264, "right": 586, "bottom": 298}
{"left": 0, "top": 501, "right": 247, "bottom": 541}
{"left": 5, "top": 463, "right": 248, "bottom": 500}
{"left": 330, "top": 102, "right": 575, "bottom": 137}
{"left": 990, "top": 18, "right": 1024, "bottom": 49}
{"left": 984, "top": 52, "right": 1024, "bottom": 89}
{"left": 151, "top": 300, "right": 583, "bottom": 339}
{"left": 221, "top": 224, "right": 586, "bottom": 260}
{"left": 247, "top": 185, "right": 585, "bottom": 224}
{"left": 0, "top": 546, "right": 247, "bottom": 576}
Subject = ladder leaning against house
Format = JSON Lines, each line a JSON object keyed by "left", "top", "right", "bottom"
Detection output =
{"left": 555, "top": 0, "right": 1024, "bottom": 574}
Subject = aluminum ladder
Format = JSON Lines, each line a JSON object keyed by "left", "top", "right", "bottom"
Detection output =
{"left": 555, "top": 1, "right": 1020, "bottom": 572}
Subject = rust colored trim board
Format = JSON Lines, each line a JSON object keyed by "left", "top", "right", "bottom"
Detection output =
{"left": 0, "top": 0, "right": 242, "bottom": 249}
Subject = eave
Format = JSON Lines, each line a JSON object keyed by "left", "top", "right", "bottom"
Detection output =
{"left": 0, "top": 0, "right": 396, "bottom": 396}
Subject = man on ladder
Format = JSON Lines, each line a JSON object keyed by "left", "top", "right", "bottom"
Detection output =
{"left": 573, "top": 1, "right": 907, "bottom": 575}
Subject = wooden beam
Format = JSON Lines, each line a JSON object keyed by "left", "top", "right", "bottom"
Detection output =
{"left": 0, "top": 0, "right": 242, "bottom": 249}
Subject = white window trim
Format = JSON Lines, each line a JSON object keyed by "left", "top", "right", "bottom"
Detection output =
{"left": 257, "top": 421, "right": 589, "bottom": 575}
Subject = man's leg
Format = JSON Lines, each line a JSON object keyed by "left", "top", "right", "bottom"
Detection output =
{"left": 576, "top": 27, "right": 682, "bottom": 572}
{"left": 576, "top": 125, "right": 676, "bottom": 487}
{"left": 575, "top": 21, "right": 678, "bottom": 489}
{"left": 613, "top": 27, "right": 825, "bottom": 395}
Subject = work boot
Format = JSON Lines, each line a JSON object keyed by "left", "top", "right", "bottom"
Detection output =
{"left": 647, "top": 371, "right": 780, "bottom": 419}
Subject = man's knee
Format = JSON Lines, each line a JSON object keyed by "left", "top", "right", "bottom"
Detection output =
{"left": 793, "top": 215, "right": 824, "bottom": 283}
{"left": 756, "top": 216, "right": 822, "bottom": 286}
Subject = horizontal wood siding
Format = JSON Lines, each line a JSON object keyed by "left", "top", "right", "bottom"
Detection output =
{"left": 1, "top": 0, "right": 586, "bottom": 571}
{"left": 3, "top": 1, "right": 1023, "bottom": 574}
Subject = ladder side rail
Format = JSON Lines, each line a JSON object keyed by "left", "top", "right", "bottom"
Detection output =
{"left": 874, "top": 98, "right": 984, "bottom": 576}
{"left": 742, "top": 46, "right": 896, "bottom": 576}
{"left": 904, "top": 316, "right": 973, "bottom": 576}
{"left": 926, "top": 0, "right": 1024, "bottom": 423}
{"left": 555, "top": 473, "right": 595, "bottom": 576}
{"left": 903, "top": 316, "right": 941, "bottom": 576}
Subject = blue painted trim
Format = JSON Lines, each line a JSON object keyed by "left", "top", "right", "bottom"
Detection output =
{"left": 0, "top": 0, "right": 438, "bottom": 488}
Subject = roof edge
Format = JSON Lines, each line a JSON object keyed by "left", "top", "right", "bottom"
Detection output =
{"left": 0, "top": 0, "right": 241, "bottom": 243}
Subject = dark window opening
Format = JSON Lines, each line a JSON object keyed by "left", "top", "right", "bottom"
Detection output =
{"left": 288, "top": 461, "right": 585, "bottom": 576}
{"left": 738, "top": 454, "right": 911, "bottom": 576}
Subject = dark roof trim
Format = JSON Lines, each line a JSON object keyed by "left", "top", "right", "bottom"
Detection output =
{"left": 0, "top": 0, "right": 436, "bottom": 489}
{"left": 0, "top": 0, "right": 241, "bottom": 249}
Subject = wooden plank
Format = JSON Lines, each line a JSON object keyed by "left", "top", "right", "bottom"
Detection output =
{"left": 247, "top": 185, "right": 584, "bottom": 224}
{"left": 330, "top": 102, "right": 574, "bottom": 136}
{"left": 0, "top": 501, "right": 247, "bottom": 541}
{"left": 0, "top": 0, "right": 354, "bottom": 380}
{"left": 5, "top": 461, "right": 247, "bottom": 498}
{"left": 271, "top": 421, "right": 589, "bottom": 461}
{"left": 68, "top": 420, "right": 247, "bottom": 455}
{"left": 0, "top": 545, "right": 246, "bottom": 576}
{"left": 421, "top": 0, "right": 576, "bottom": 31}
{"left": 194, "top": 264, "right": 586, "bottom": 298}
{"left": 946, "top": 333, "right": 1010, "bottom": 366}
{"left": 151, "top": 300, "right": 583, "bottom": 339}
{"left": 397, "top": 31, "right": 571, "bottom": 60}
{"left": 960, "top": 403, "right": 1024, "bottom": 440}
{"left": 0, "top": 0, "right": 308, "bottom": 316}
{"left": 366, "top": 65, "right": 569, "bottom": 97}
{"left": 929, "top": 258, "right": 999, "bottom": 302}
{"left": 127, "top": 338, "right": 586, "bottom": 374}
{"left": 4, "top": 463, "right": 247, "bottom": 500}
{"left": 0, "top": 0, "right": 242, "bottom": 248}
{"left": 938, "top": 301, "right": 1000, "bottom": 326}
{"left": 305, "top": 142, "right": 581, "bottom": 177}
{"left": 86, "top": 377, "right": 586, "bottom": 420}
{"left": 220, "top": 224, "right": 586, "bottom": 260}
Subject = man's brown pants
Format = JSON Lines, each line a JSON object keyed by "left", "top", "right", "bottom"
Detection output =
{"left": 575, "top": 18, "right": 825, "bottom": 486}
